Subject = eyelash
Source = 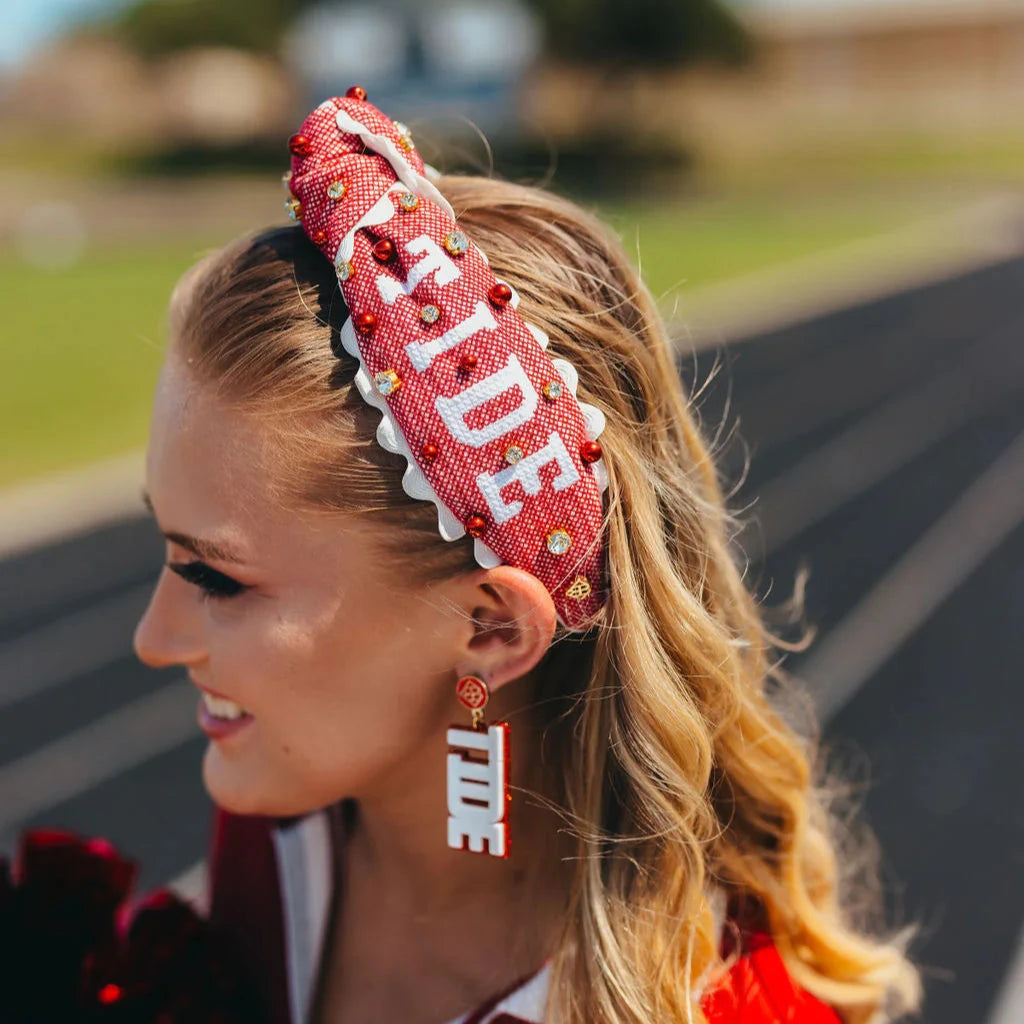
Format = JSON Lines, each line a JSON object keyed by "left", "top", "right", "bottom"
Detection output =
{"left": 166, "top": 561, "right": 249, "bottom": 601}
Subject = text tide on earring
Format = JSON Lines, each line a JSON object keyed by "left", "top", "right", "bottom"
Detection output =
{"left": 446, "top": 675, "right": 510, "bottom": 858}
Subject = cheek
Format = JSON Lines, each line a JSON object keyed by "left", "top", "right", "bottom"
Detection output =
{"left": 201, "top": 589, "right": 455, "bottom": 814}
{"left": 268, "top": 608, "right": 455, "bottom": 766}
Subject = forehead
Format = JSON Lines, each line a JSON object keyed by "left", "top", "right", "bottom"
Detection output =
{"left": 144, "top": 355, "right": 408, "bottom": 593}
{"left": 147, "top": 358, "right": 263, "bottom": 514}
{"left": 145, "top": 358, "right": 336, "bottom": 564}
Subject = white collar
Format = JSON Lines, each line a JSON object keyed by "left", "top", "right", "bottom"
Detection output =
{"left": 270, "top": 809, "right": 547, "bottom": 1024}
{"left": 270, "top": 809, "right": 729, "bottom": 1024}
{"left": 271, "top": 809, "right": 334, "bottom": 1024}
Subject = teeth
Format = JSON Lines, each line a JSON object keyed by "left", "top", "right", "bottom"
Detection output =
{"left": 202, "top": 693, "right": 250, "bottom": 720}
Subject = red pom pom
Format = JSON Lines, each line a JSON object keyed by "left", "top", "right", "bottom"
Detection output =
{"left": 288, "top": 133, "right": 311, "bottom": 157}
{"left": 354, "top": 312, "right": 377, "bottom": 335}
{"left": 420, "top": 442, "right": 439, "bottom": 463}
{"left": 346, "top": 85, "right": 367, "bottom": 101}
{"left": 488, "top": 282, "right": 513, "bottom": 307}
{"left": 465, "top": 513, "right": 487, "bottom": 537}
{"left": 372, "top": 239, "right": 395, "bottom": 262}
{"left": 97, "top": 983, "right": 123, "bottom": 1005}
{"left": 580, "top": 441, "right": 603, "bottom": 464}
{"left": 459, "top": 353, "right": 479, "bottom": 372}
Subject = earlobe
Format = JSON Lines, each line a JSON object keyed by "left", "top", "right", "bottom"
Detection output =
{"left": 458, "top": 566, "right": 556, "bottom": 692}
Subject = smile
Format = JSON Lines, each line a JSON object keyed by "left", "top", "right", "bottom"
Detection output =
{"left": 201, "top": 692, "right": 251, "bottom": 720}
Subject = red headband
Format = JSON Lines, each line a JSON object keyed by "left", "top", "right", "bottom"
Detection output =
{"left": 284, "top": 89, "right": 609, "bottom": 631}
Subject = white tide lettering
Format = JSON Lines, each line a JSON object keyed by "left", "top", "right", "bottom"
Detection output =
{"left": 375, "top": 235, "right": 461, "bottom": 307}
{"left": 435, "top": 354, "right": 538, "bottom": 448}
{"left": 476, "top": 430, "right": 580, "bottom": 524}
{"left": 406, "top": 234, "right": 460, "bottom": 291}
{"left": 446, "top": 725, "right": 507, "bottom": 856}
{"left": 405, "top": 300, "right": 497, "bottom": 372}
{"left": 375, "top": 275, "right": 405, "bottom": 305}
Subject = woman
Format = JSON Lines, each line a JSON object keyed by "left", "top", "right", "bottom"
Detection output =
{"left": 133, "top": 91, "right": 920, "bottom": 1023}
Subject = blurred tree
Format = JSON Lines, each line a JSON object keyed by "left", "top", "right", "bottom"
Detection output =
{"left": 524, "top": 0, "right": 752, "bottom": 66}
{"left": 113, "top": 0, "right": 309, "bottom": 57}
{"left": 110, "top": 0, "right": 749, "bottom": 66}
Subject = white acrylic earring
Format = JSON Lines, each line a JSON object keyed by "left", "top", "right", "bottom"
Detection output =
{"left": 446, "top": 675, "right": 510, "bottom": 857}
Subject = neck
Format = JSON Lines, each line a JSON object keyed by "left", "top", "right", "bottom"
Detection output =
{"left": 320, "top": 674, "right": 573, "bottom": 1022}
{"left": 348, "top": 670, "right": 570, "bottom": 906}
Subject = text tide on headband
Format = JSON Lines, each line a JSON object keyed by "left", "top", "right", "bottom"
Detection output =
{"left": 285, "top": 89, "right": 609, "bottom": 631}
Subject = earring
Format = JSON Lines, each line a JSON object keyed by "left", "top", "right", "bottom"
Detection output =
{"left": 446, "top": 675, "right": 510, "bottom": 857}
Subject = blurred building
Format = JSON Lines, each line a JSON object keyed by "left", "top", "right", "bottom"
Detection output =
{"left": 528, "top": 0, "right": 1024, "bottom": 174}
{"left": 0, "top": 0, "right": 1020, "bottom": 178}
{"left": 0, "top": 35, "right": 297, "bottom": 150}
{"left": 746, "top": 0, "right": 1024, "bottom": 126}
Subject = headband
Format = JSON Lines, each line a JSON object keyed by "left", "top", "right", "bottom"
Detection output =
{"left": 283, "top": 88, "right": 609, "bottom": 631}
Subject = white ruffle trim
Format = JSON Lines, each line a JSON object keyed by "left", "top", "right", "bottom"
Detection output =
{"left": 331, "top": 106, "right": 610, "bottom": 577}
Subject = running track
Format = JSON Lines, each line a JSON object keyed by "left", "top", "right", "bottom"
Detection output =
{"left": 2, "top": 257, "right": 1022, "bottom": 1023}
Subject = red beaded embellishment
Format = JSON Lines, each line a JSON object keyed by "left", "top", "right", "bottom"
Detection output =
{"left": 289, "top": 133, "right": 311, "bottom": 157}
{"left": 459, "top": 353, "right": 479, "bottom": 372}
{"left": 580, "top": 440, "right": 603, "bottom": 464}
{"left": 354, "top": 312, "right": 377, "bottom": 335}
{"left": 488, "top": 282, "right": 513, "bottom": 307}
{"left": 420, "top": 441, "right": 439, "bottom": 463}
{"left": 372, "top": 239, "right": 395, "bottom": 262}
{"left": 465, "top": 513, "right": 487, "bottom": 537}
{"left": 346, "top": 85, "right": 368, "bottom": 101}
{"left": 311, "top": 229, "right": 327, "bottom": 246}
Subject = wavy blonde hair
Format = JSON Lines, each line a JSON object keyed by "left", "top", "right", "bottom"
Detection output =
{"left": 170, "top": 175, "right": 920, "bottom": 1023}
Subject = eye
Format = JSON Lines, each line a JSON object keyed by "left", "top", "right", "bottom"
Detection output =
{"left": 167, "top": 560, "right": 249, "bottom": 601}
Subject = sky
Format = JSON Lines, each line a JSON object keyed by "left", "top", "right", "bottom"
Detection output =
{"left": 0, "top": 0, "right": 962, "bottom": 70}
{"left": 0, "top": 0, "right": 132, "bottom": 68}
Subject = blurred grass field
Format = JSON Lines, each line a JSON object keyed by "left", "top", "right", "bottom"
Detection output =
{"left": 0, "top": 184, "right": 981, "bottom": 488}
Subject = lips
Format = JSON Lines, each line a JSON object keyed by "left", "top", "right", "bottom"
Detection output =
{"left": 197, "top": 693, "right": 254, "bottom": 741}
{"left": 191, "top": 681, "right": 255, "bottom": 740}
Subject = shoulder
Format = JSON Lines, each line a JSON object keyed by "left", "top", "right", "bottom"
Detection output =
{"left": 701, "top": 932, "right": 843, "bottom": 1024}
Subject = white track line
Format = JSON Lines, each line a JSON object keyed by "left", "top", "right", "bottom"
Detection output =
{"left": 988, "top": 923, "right": 1024, "bottom": 1024}
{"left": 0, "top": 679, "right": 198, "bottom": 843}
{"left": 799, "top": 428, "right": 1024, "bottom": 723}
{"left": 0, "top": 582, "right": 152, "bottom": 711}
{"left": 0, "top": 450, "right": 145, "bottom": 560}
{"left": 754, "top": 316, "right": 1024, "bottom": 557}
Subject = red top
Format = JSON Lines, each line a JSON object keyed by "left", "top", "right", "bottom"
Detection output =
{"left": 208, "top": 808, "right": 841, "bottom": 1024}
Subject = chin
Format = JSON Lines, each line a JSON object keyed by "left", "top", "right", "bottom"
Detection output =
{"left": 201, "top": 744, "right": 283, "bottom": 817}
{"left": 201, "top": 743, "right": 334, "bottom": 819}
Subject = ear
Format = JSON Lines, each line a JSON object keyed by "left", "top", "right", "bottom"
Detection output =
{"left": 452, "top": 565, "right": 557, "bottom": 693}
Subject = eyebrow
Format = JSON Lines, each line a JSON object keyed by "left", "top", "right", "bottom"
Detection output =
{"left": 141, "top": 489, "right": 247, "bottom": 564}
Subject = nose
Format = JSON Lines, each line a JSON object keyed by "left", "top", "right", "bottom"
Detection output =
{"left": 133, "top": 567, "right": 206, "bottom": 669}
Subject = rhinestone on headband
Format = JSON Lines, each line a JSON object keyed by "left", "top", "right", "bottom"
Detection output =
{"left": 394, "top": 121, "right": 415, "bottom": 151}
{"left": 546, "top": 529, "right": 572, "bottom": 555}
{"left": 374, "top": 369, "right": 401, "bottom": 395}
{"left": 443, "top": 230, "right": 468, "bottom": 256}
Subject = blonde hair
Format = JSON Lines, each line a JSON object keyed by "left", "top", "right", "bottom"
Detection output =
{"left": 170, "top": 175, "right": 921, "bottom": 1023}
